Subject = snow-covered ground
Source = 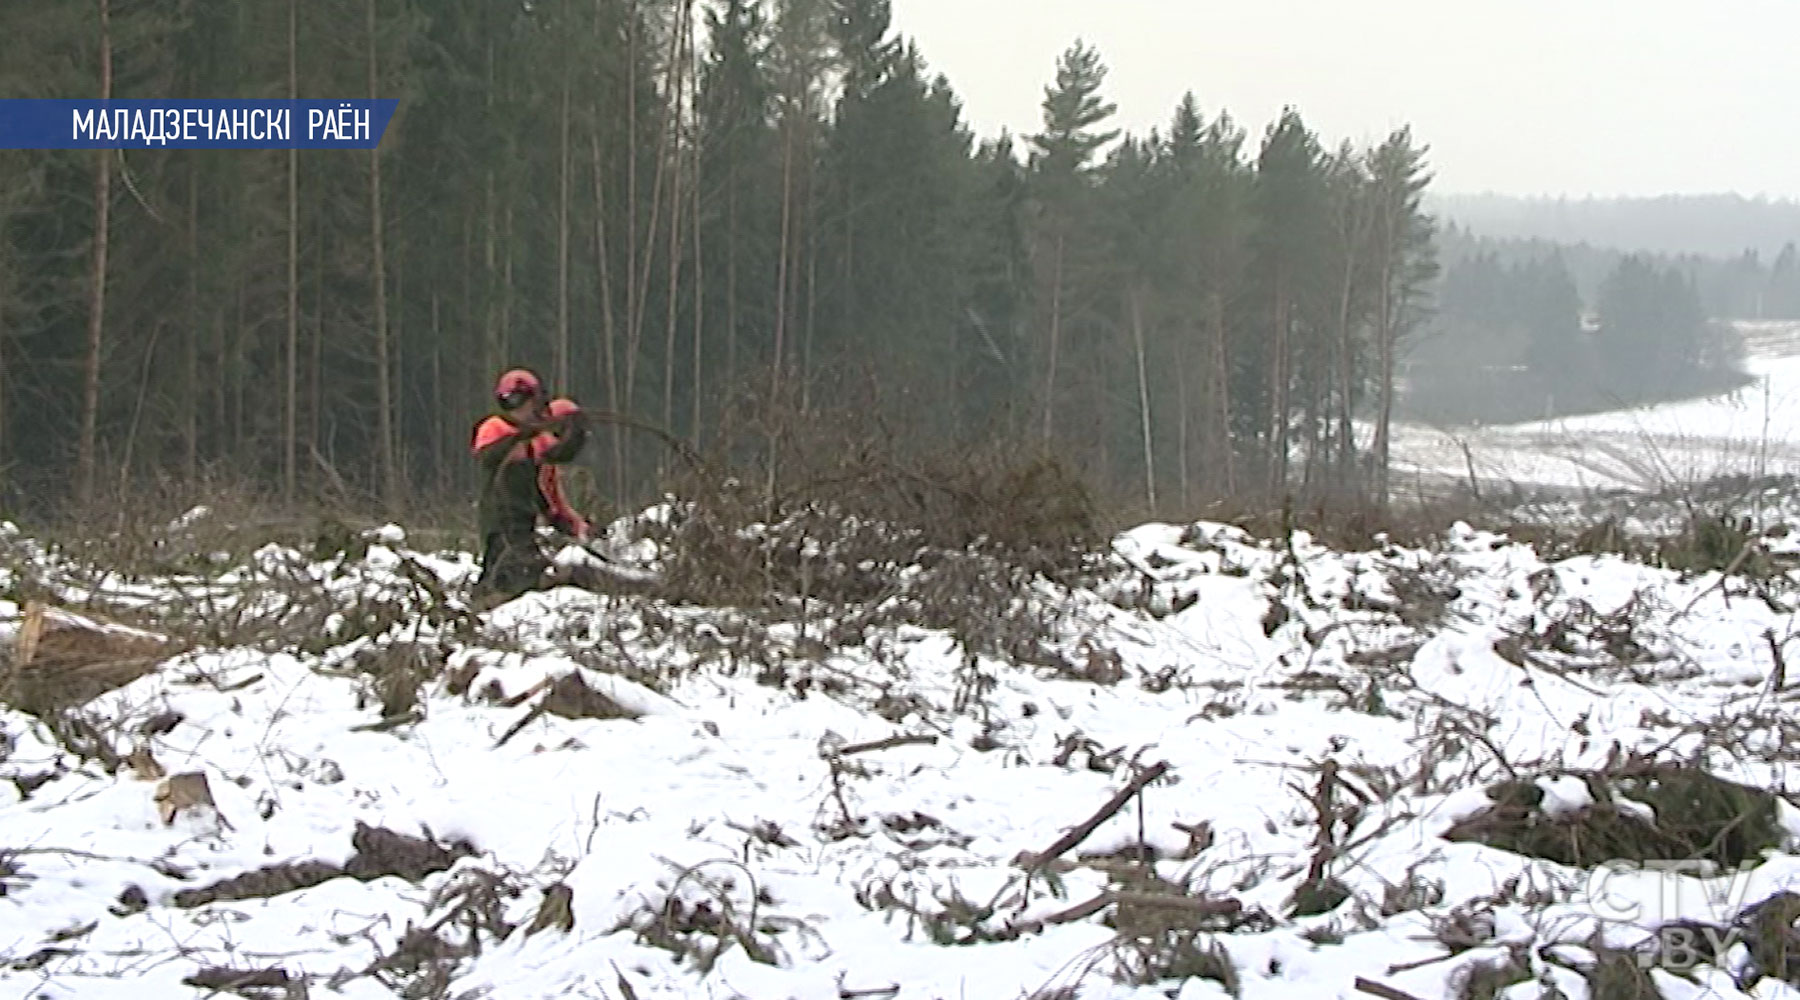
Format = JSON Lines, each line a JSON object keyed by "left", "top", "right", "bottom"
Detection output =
{"left": 5, "top": 506, "right": 1800, "bottom": 1000}
{"left": 1390, "top": 320, "right": 1800, "bottom": 498}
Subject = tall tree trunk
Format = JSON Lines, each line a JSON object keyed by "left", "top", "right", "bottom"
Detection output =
{"left": 78, "top": 0, "right": 114, "bottom": 503}
{"left": 626, "top": 2, "right": 638, "bottom": 418}
{"left": 690, "top": 112, "right": 704, "bottom": 447}
{"left": 501, "top": 204, "right": 514, "bottom": 376}
{"left": 483, "top": 39, "right": 499, "bottom": 377}
{"left": 1177, "top": 327, "right": 1190, "bottom": 510}
{"left": 662, "top": 1, "right": 689, "bottom": 441}
{"left": 772, "top": 109, "right": 795, "bottom": 408}
{"left": 432, "top": 294, "right": 444, "bottom": 492}
{"left": 185, "top": 165, "right": 200, "bottom": 481}
{"left": 802, "top": 192, "right": 816, "bottom": 414}
{"left": 368, "top": 0, "right": 398, "bottom": 509}
{"left": 1209, "top": 289, "right": 1233, "bottom": 496}
{"left": 231, "top": 288, "right": 246, "bottom": 459}
{"left": 1374, "top": 217, "right": 1396, "bottom": 505}
{"left": 311, "top": 228, "right": 325, "bottom": 459}
{"left": 1040, "top": 230, "right": 1064, "bottom": 446}
{"left": 1269, "top": 279, "right": 1290, "bottom": 495}
{"left": 285, "top": 0, "right": 300, "bottom": 500}
{"left": 556, "top": 60, "right": 572, "bottom": 389}
{"left": 726, "top": 158, "right": 738, "bottom": 399}
{"left": 1130, "top": 284, "right": 1156, "bottom": 512}
{"left": 623, "top": 8, "right": 682, "bottom": 483}
{"left": 1335, "top": 246, "right": 1357, "bottom": 493}
{"left": 592, "top": 128, "right": 624, "bottom": 504}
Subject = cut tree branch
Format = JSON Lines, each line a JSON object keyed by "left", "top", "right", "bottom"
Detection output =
{"left": 838, "top": 733, "right": 938, "bottom": 755}
{"left": 1017, "top": 760, "right": 1169, "bottom": 871}
{"left": 1354, "top": 977, "right": 1429, "bottom": 1000}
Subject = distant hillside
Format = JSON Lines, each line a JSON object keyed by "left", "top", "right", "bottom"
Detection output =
{"left": 1428, "top": 192, "right": 1800, "bottom": 259}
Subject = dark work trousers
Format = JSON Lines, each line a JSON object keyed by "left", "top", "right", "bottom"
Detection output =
{"left": 474, "top": 526, "right": 548, "bottom": 604}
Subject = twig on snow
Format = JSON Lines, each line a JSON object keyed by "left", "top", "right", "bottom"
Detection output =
{"left": 1016, "top": 760, "right": 1171, "bottom": 872}
{"left": 837, "top": 733, "right": 938, "bottom": 755}
{"left": 1353, "top": 977, "right": 1429, "bottom": 1000}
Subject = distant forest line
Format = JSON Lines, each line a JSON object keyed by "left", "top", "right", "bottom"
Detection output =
{"left": 0, "top": 0, "right": 1784, "bottom": 526}
{"left": 1430, "top": 192, "right": 1800, "bottom": 261}
{"left": 1408, "top": 209, "right": 1800, "bottom": 425}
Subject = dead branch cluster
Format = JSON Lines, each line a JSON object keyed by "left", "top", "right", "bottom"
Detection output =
{"left": 617, "top": 857, "right": 794, "bottom": 975}
{"left": 1443, "top": 758, "right": 1785, "bottom": 869}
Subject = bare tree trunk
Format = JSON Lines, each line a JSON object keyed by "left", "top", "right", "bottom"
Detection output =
{"left": 1177, "top": 327, "right": 1190, "bottom": 510}
{"left": 626, "top": 1, "right": 638, "bottom": 410}
{"left": 662, "top": 0, "right": 691, "bottom": 442}
{"left": 1210, "top": 289, "right": 1234, "bottom": 496}
{"left": 771, "top": 109, "right": 795, "bottom": 408}
{"left": 78, "top": 0, "right": 114, "bottom": 503}
{"left": 1040, "top": 230, "right": 1065, "bottom": 446}
{"left": 556, "top": 60, "right": 571, "bottom": 389}
{"left": 623, "top": 7, "right": 683, "bottom": 481}
{"left": 231, "top": 288, "right": 245, "bottom": 459}
{"left": 726, "top": 160, "right": 738, "bottom": 397}
{"left": 368, "top": 0, "right": 398, "bottom": 509}
{"left": 1269, "top": 280, "right": 1290, "bottom": 496}
{"left": 802, "top": 194, "right": 816, "bottom": 414}
{"left": 1335, "top": 249, "right": 1357, "bottom": 492}
{"left": 591, "top": 128, "right": 625, "bottom": 503}
{"left": 285, "top": 0, "right": 300, "bottom": 500}
{"left": 311, "top": 230, "right": 324, "bottom": 455}
{"left": 432, "top": 294, "right": 445, "bottom": 492}
{"left": 1374, "top": 222, "right": 1396, "bottom": 505}
{"left": 592, "top": 128, "right": 625, "bottom": 502}
{"left": 185, "top": 166, "right": 199, "bottom": 480}
{"left": 1130, "top": 284, "right": 1156, "bottom": 512}
{"left": 690, "top": 108, "right": 704, "bottom": 447}
{"left": 501, "top": 203, "right": 514, "bottom": 370}
{"left": 482, "top": 40, "right": 499, "bottom": 376}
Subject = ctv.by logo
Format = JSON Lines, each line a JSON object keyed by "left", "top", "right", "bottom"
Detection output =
{"left": 1583, "top": 859, "right": 1765, "bottom": 970}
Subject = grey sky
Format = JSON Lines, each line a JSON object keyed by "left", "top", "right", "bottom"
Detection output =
{"left": 887, "top": 0, "right": 1799, "bottom": 199}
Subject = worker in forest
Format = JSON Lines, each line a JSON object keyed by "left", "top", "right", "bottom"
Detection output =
{"left": 469, "top": 367, "right": 591, "bottom": 607}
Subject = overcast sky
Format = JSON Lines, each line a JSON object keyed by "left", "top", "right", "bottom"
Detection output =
{"left": 886, "top": 0, "right": 1797, "bottom": 199}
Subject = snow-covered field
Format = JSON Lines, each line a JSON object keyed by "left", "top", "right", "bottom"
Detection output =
{"left": 6, "top": 501, "right": 1800, "bottom": 1000}
{"left": 1390, "top": 320, "right": 1800, "bottom": 498}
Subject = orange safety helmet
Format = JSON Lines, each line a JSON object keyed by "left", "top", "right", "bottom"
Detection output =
{"left": 494, "top": 368, "right": 542, "bottom": 409}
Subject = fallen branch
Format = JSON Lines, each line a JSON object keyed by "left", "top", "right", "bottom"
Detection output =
{"left": 986, "top": 892, "right": 1112, "bottom": 941}
{"left": 494, "top": 700, "right": 551, "bottom": 749}
{"left": 1353, "top": 977, "right": 1428, "bottom": 1000}
{"left": 1386, "top": 951, "right": 1457, "bottom": 974}
{"left": 1107, "top": 890, "right": 1241, "bottom": 917}
{"left": 182, "top": 965, "right": 295, "bottom": 996}
{"left": 838, "top": 733, "right": 939, "bottom": 755}
{"left": 1017, "top": 760, "right": 1170, "bottom": 871}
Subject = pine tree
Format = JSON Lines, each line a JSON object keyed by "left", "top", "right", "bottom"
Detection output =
{"left": 1026, "top": 39, "right": 1118, "bottom": 449}
{"left": 1363, "top": 126, "right": 1438, "bottom": 502}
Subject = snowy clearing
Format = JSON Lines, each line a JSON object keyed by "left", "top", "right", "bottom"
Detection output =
{"left": 4, "top": 501, "right": 1800, "bottom": 1000}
